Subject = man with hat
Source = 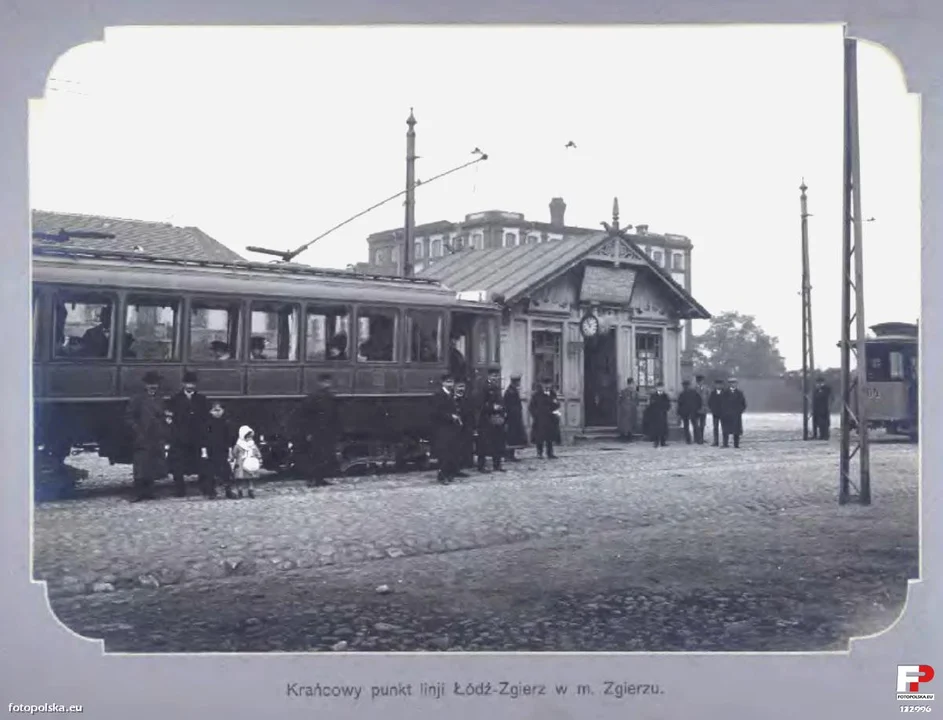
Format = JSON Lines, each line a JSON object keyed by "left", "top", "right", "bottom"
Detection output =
{"left": 528, "top": 378, "right": 560, "bottom": 459}
{"left": 503, "top": 373, "right": 527, "bottom": 461}
{"left": 720, "top": 377, "right": 748, "bottom": 448}
{"left": 430, "top": 372, "right": 462, "bottom": 484}
{"left": 811, "top": 375, "right": 833, "bottom": 440}
{"left": 477, "top": 368, "right": 508, "bottom": 473}
{"left": 676, "top": 379, "right": 702, "bottom": 445}
{"left": 453, "top": 379, "right": 476, "bottom": 475}
{"left": 297, "top": 372, "right": 339, "bottom": 487}
{"left": 707, "top": 378, "right": 726, "bottom": 447}
{"left": 167, "top": 370, "right": 211, "bottom": 496}
{"left": 693, "top": 375, "right": 711, "bottom": 444}
{"left": 124, "top": 370, "right": 169, "bottom": 502}
{"left": 647, "top": 381, "right": 672, "bottom": 448}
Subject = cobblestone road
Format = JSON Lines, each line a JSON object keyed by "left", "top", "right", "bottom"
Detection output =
{"left": 33, "top": 415, "right": 919, "bottom": 653}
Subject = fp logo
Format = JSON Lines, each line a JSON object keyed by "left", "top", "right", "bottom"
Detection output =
{"left": 897, "top": 665, "right": 935, "bottom": 697}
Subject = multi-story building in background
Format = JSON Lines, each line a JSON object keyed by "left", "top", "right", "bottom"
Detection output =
{"left": 358, "top": 197, "right": 696, "bottom": 368}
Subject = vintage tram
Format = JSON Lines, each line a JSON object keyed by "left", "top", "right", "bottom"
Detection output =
{"left": 32, "top": 244, "right": 503, "bottom": 474}
{"left": 850, "top": 321, "right": 918, "bottom": 441}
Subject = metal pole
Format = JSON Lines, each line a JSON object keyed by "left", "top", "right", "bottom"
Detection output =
{"left": 403, "top": 109, "right": 417, "bottom": 278}
{"left": 800, "top": 180, "right": 810, "bottom": 440}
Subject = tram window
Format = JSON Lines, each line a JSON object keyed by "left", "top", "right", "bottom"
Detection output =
{"left": 889, "top": 351, "right": 905, "bottom": 380}
{"left": 406, "top": 310, "right": 443, "bottom": 363}
{"left": 475, "top": 321, "right": 489, "bottom": 364}
{"left": 189, "top": 301, "right": 241, "bottom": 361}
{"left": 125, "top": 296, "right": 181, "bottom": 361}
{"left": 249, "top": 302, "right": 300, "bottom": 361}
{"left": 305, "top": 305, "right": 351, "bottom": 361}
{"left": 32, "top": 292, "right": 41, "bottom": 359}
{"left": 356, "top": 307, "right": 398, "bottom": 362}
{"left": 52, "top": 292, "right": 115, "bottom": 359}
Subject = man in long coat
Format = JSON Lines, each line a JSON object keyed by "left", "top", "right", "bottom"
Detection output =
{"left": 431, "top": 373, "right": 462, "bottom": 484}
{"left": 125, "top": 370, "right": 168, "bottom": 502}
{"left": 166, "top": 370, "right": 210, "bottom": 497}
{"left": 676, "top": 379, "right": 702, "bottom": 444}
{"left": 528, "top": 379, "right": 559, "bottom": 459}
{"left": 453, "top": 380, "right": 476, "bottom": 475}
{"left": 617, "top": 378, "right": 639, "bottom": 441}
{"left": 811, "top": 376, "right": 833, "bottom": 441}
{"left": 297, "top": 373, "right": 340, "bottom": 487}
{"left": 477, "top": 370, "right": 508, "bottom": 473}
{"left": 503, "top": 374, "right": 528, "bottom": 460}
{"left": 707, "top": 378, "right": 726, "bottom": 447}
{"left": 693, "top": 375, "right": 711, "bottom": 444}
{"left": 720, "top": 377, "right": 748, "bottom": 448}
{"left": 647, "top": 382, "right": 671, "bottom": 448}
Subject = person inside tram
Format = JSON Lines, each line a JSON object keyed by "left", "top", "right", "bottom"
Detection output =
{"left": 250, "top": 336, "right": 267, "bottom": 360}
{"left": 448, "top": 333, "right": 467, "bottom": 381}
{"left": 209, "top": 340, "right": 232, "bottom": 361}
{"left": 327, "top": 332, "right": 348, "bottom": 360}
{"left": 80, "top": 305, "right": 112, "bottom": 358}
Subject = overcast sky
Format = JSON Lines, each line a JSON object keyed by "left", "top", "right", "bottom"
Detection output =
{"left": 29, "top": 25, "right": 920, "bottom": 370}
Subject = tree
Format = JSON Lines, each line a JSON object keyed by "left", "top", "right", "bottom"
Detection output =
{"left": 692, "top": 311, "right": 787, "bottom": 379}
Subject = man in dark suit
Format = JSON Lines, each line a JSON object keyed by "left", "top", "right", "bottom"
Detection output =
{"left": 707, "top": 378, "right": 726, "bottom": 447}
{"left": 720, "top": 378, "right": 748, "bottom": 448}
{"left": 477, "top": 369, "right": 508, "bottom": 473}
{"left": 648, "top": 382, "right": 671, "bottom": 448}
{"left": 431, "top": 373, "right": 462, "bottom": 484}
{"left": 298, "top": 373, "right": 340, "bottom": 487}
{"left": 812, "top": 376, "right": 833, "bottom": 440}
{"left": 676, "top": 380, "right": 702, "bottom": 444}
{"left": 166, "top": 370, "right": 211, "bottom": 497}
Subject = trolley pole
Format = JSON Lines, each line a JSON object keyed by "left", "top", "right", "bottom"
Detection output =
{"left": 838, "top": 36, "right": 872, "bottom": 505}
{"left": 800, "top": 179, "right": 815, "bottom": 440}
{"left": 403, "top": 109, "right": 418, "bottom": 278}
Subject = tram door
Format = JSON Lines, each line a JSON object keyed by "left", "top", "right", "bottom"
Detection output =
{"left": 907, "top": 351, "right": 918, "bottom": 428}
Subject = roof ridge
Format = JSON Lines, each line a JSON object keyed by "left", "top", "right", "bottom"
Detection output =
{"left": 31, "top": 208, "right": 180, "bottom": 228}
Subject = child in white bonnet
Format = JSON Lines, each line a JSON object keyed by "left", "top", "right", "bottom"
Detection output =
{"left": 230, "top": 425, "right": 263, "bottom": 498}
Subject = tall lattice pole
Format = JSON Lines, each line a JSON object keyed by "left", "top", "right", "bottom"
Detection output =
{"left": 839, "top": 37, "right": 872, "bottom": 505}
{"left": 403, "top": 108, "right": 418, "bottom": 278}
{"left": 800, "top": 180, "right": 815, "bottom": 440}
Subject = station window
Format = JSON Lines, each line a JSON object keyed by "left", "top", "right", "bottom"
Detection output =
{"left": 407, "top": 310, "right": 443, "bottom": 363}
{"left": 124, "top": 296, "right": 181, "bottom": 361}
{"left": 635, "top": 331, "right": 663, "bottom": 389}
{"left": 189, "top": 300, "right": 241, "bottom": 361}
{"left": 356, "top": 307, "right": 398, "bottom": 362}
{"left": 249, "top": 302, "right": 300, "bottom": 361}
{"left": 651, "top": 249, "right": 665, "bottom": 268}
{"left": 52, "top": 291, "right": 115, "bottom": 359}
{"left": 672, "top": 252, "right": 685, "bottom": 271}
{"left": 532, "top": 331, "right": 561, "bottom": 390}
{"left": 306, "top": 305, "right": 351, "bottom": 361}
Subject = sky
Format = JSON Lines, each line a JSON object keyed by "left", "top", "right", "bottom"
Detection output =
{"left": 28, "top": 25, "right": 921, "bottom": 371}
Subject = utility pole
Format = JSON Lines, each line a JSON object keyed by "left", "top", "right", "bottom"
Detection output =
{"left": 839, "top": 36, "right": 871, "bottom": 505}
{"left": 800, "top": 179, "right": 815, "bottom": 440}
{"left": 403, "top": 108, "right": 417, "bottom": 278}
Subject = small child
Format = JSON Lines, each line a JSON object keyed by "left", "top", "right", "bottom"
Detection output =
{"left": 202, "top": 401, "right": 234, "bottom": 499}
{"left": 230, "top": 425, "right": 263, "bottom": 499}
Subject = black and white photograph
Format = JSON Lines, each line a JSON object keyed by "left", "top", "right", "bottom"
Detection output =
{"left": 29, "top": 24, "right": 920, "bottom": 656}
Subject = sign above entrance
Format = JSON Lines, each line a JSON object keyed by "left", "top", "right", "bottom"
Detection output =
{"left": 579, "top": 265, "right": 637, "bottom": 305}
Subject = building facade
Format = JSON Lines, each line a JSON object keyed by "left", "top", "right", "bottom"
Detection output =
{"left": 359, "top": 197, "right": 697, "bottom": 374}
{"left": 416, "top": 216, "right": 710, "bottom": 443}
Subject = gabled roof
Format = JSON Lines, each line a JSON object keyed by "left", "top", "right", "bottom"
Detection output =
{"left": 31, "top": 210, "right": 245, "bottom": 263}
{"left": 418, "top": 229, "right": 710, "bottom": 320}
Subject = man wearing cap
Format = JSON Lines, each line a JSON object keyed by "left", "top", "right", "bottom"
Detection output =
{"left": 503, "top": 374, "right": 527, "bottom": 461}
{"left": 720, "top": 377, "right": 748, "bottom": 448}
{"left": 693, "top": 375, "right": 711, "bottom": 444}
{"left": 297, "top": 373, "right": 340, "bottom": 487}
{"left": 124, "top": 371, "right": 168, "bottom": 502}
{"left": 707, "top": 378, "right": 726, "bottom": 447}
{"left": 811, "top": 376, "right": 833, "bottom": 440}
{"left": 477, "top": 369, "right": 508, "bottom": 473}
{"left": 431, "top": 372, "right": 462, "bottom": 483}
{"left": 676, "top": 379, "right": 702, "bottom": 445}
{"left": 166, "top": 370, "right": 211, "bottom": 497}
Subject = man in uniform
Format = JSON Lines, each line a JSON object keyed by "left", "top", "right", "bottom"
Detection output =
{"left": 298, "top": 373, "right": 339, "bottom": 487}
{"left": 811, "top": 375, "right": 833, "bottom": 440}
{"left": 477, "top": 369, "right": 508, "bottom": 473}
{"left": 125, "top": 370, "right": 168, "bottom": 502}
{"left": 502, "top": 374, "right": 528, "bottom": 461}
{"left": 676, "top": 379, "right": 702, "bottom": 444}
{"left": 720, "top": 377, "right": 748, "bottom": 448}
{"left": 166, "top": 370, "right": 210, "bottom": 497}
{"left": 431, "top": 372, "right": 462, "bottom": 484}
{"left": 693, "top": 375, "right": 711, "bottom": 444}
{"left": 707, "top": 378, "right": 726, "bottom": 447}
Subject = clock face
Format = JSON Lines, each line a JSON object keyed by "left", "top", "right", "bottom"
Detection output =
{"left": 580, "top": 314, "right": 599, "bottom": 337}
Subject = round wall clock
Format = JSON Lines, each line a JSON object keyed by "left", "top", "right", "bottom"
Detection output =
{"left": 579, "top": 313, "right": 600, "bottom": 338}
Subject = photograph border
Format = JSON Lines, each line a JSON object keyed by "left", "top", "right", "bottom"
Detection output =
{"left": 1, "top": 1, "right": 938, "bottom": 717}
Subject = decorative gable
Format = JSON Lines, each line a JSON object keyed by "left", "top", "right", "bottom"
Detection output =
{"left": 588, "top": 237, "right": 647, "bottom": 264}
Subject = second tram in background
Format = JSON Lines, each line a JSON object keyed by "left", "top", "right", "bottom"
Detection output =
{"left": 32, "top": 244, "right": 503, "bottom": 476}
{"left": 851, "top": 321, "right": 918, "bottom": 442}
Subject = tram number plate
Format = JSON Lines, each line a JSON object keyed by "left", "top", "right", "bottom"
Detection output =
{"left": 866, "top": 387, "right": 881, "bottom": 399}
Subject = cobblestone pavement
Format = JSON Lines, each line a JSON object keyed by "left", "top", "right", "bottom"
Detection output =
{"left": 33, "top": 415, "right": 919, "bottom": 653}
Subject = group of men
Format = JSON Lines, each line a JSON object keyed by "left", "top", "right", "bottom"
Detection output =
{"left": 431, "top": 370, "right": 562, "bottom": 485}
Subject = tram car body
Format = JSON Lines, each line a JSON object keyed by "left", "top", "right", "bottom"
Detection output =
{"left": 32, "top": 245, "right": 502, "bottom": 473}
{"left": 850, "top": 321, "right": 918, "bottom": 441}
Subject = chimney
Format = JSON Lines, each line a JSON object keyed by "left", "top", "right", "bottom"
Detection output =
{"left": 549, "top": 197, "right": 566, "bottom": 228}
{"left": 636, "top": 224, "right": 649, "bottom": 235}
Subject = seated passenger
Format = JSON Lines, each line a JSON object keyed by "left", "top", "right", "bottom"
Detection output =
{"left": 209, "top": 340, "right": 232, "bottom": 361}
{"left": 250, "top": 336, "right": 267, "bottom": 360}
{"left": 327, "top": 333, "right": 348, "bottom": 360}
{"left": 80, "top": 306, "right": 112, "bottom": 358}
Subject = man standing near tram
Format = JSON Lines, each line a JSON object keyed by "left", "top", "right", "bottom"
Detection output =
{"left": 297, "top": 373, "right": 339, "bottom": 487}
